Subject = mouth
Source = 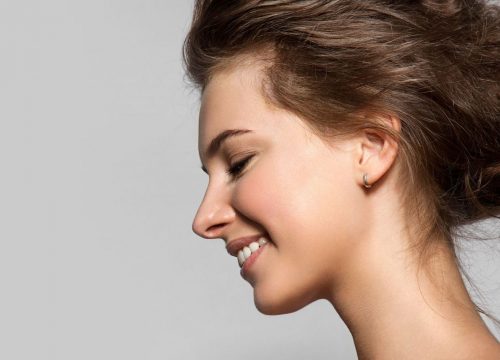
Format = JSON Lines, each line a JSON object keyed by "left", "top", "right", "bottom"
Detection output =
{"left": 238, "top": 237, "right": 271, "bottom": 284}
{"left": 236, "top": 236, "right": 269, "bottom": 268}
{"left": 225, "top": 233, "right": 274, "bottom": 271}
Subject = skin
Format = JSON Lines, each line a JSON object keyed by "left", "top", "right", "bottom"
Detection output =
{"left": 191, "top": 61, "right": 500, "bottom": 360}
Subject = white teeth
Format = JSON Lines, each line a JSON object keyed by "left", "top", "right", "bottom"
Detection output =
{"left": 249, "top": 242, "right": 259, "bottom": 252}
{"left": 237, "top": 250, "right": 246, "bottom": 267}
{"left": 237, "top": 237, "right": 269, "bottom": 268}
{"left": 243, "top": 246, "right": 251, "bottom": 258}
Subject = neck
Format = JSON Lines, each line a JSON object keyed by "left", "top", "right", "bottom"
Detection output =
{"left": 324, "top": 207, "right": 500, "bottom": 359}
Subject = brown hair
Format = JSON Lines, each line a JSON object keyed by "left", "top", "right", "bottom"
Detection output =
{"left": 183, "top": 0, "right": 500, "bottom": 327}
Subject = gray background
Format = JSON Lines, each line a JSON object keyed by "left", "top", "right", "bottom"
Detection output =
{"left": 0, "top": 1, "right": 498, "bottom": 359}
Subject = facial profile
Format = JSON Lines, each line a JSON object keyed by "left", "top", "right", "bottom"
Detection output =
{"left": 192, "top": 61, "right": 400, "bottom": 315}
{"left": 186, "top": 1, "right": 500, "bottom": 357}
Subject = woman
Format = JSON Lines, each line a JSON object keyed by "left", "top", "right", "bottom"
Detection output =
{"left": 184, "top": 0, "right": 500, "bottom": 358}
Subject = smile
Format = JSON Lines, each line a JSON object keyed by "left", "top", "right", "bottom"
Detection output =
{"left": 237, "top": 237, "right": 269, "bottom": 268}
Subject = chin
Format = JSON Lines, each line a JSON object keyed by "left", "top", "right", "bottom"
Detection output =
{"left": 253, "top": 284, "right": 318, "bottom": 316}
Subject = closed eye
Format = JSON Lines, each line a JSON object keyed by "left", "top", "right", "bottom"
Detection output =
{"left": 226, "top": 155, "right": 254, "bottom": 179}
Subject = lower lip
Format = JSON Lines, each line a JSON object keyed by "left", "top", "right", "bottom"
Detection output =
{"left": 240, "top": 243, "right": 269, "bottom": 279}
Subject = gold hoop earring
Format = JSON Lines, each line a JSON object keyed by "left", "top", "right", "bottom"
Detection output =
{"left": 363, "top": 173, "right": 372, "bottom": 188}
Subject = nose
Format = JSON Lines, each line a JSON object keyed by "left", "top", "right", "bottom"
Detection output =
{"left": 191, "top": 181, "right": 235, "bottom": 239}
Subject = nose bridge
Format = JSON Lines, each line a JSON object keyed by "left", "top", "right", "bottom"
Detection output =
{"left": 192, "top": 177, "right": 234, "bottom": 239}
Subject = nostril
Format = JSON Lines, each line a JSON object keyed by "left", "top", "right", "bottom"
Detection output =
{"left": 205, "top": 223, "right": 227, "bottom": 237}
{"left": 207, "top": 224, "right": 225, "bottom": 232}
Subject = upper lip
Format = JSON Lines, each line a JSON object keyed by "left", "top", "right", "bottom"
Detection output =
{"left": 226, "top": 234, "right": 267, "bottom": 257}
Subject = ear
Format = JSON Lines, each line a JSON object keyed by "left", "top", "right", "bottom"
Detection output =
{"left": 355, "top": 114, "right": 400, "bottom": 189}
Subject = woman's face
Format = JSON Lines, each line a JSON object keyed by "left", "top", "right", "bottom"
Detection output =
{"left": 192, "top": 63, "right": 369, "bottom": 315}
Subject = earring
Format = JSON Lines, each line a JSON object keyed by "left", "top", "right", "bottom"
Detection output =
{"left": 363, "top": 173, "right": 372, "bottom": 188}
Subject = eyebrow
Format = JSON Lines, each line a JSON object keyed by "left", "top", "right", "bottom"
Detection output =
{"left": 200, "top": 129, "right": 253, "bottom": 173}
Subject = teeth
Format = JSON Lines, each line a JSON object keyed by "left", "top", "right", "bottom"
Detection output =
{"left": 237, "top": 250, "right": 246, "bottom": 266}
{"left": 237, "top": 237, "right": 269, "bottom": 268}
{"left": 243, "top": 246, "right": 251, "bottom": 258}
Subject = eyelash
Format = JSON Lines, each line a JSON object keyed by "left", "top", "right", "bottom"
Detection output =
{"left": 226, "top": 155, "right": 254, "bottom": 179}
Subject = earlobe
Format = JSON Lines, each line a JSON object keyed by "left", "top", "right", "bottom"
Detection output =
{"left": 356, "top": 114, "right": 401, "bottom": 189}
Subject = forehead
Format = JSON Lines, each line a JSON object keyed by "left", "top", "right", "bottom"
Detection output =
{"left": 201, "top": 63, "right": 267, "bottom": 121}
{"left": 197, "top": 61, "right": 324, "bottom": 165}
{"left": 198, "top": 64, "right": 273, "bottom": 153}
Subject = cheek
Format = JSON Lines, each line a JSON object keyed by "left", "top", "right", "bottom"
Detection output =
{"left": 234, "top": 151, "right": 352, "bottom": 235}
{"left": 233, "top": 154, "right": 307, "bottom": 228}
{"left": 234, "top": 150, "right": 366, "bottom": 264}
